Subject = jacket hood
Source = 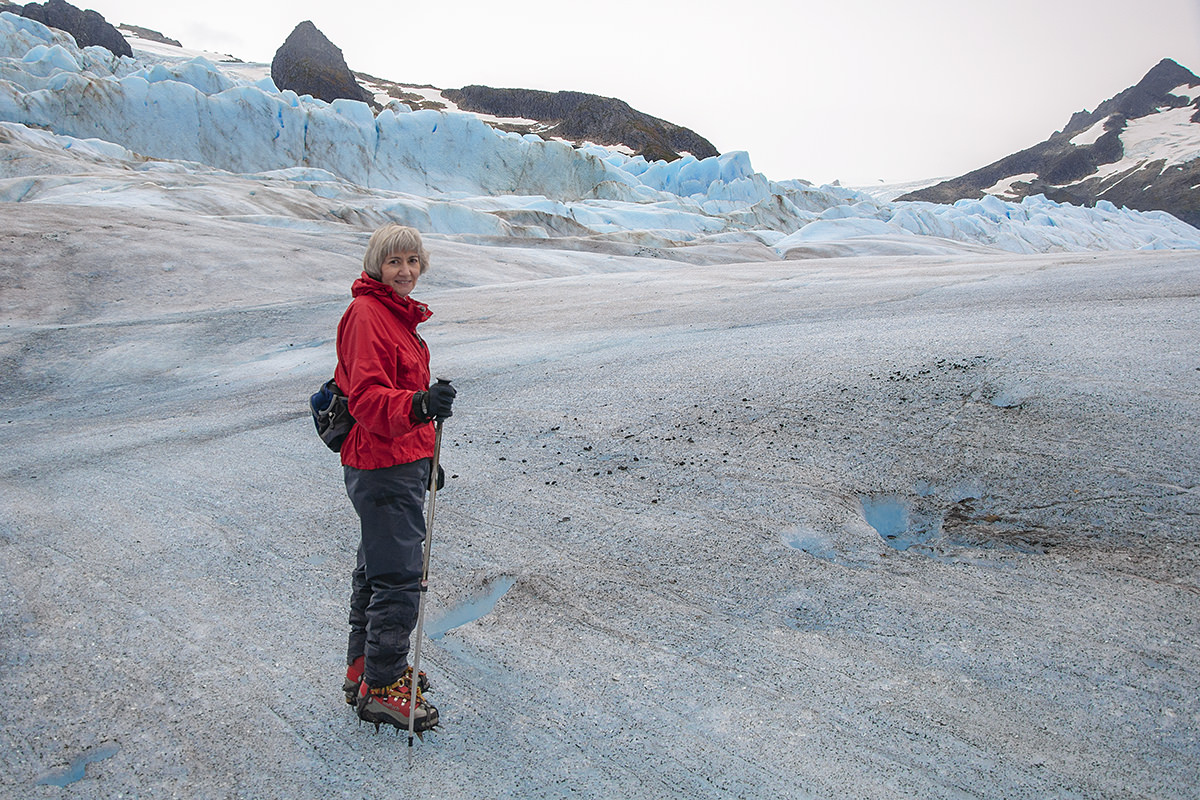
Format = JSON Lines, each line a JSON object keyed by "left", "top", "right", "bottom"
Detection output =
{"left": 351, "top": 272, "right": 432, "bottom": 325}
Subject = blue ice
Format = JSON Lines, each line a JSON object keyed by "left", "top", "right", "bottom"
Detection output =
{"left": 427, "top": 577, "right": 516, "bottom": 640}
{"left": 34, "top": 743, "right": 120, "bottom": 786}
{"left": 861, "top": 496, "right": 936, "bottom": 551}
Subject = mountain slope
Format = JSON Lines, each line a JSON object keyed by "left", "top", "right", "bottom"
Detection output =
{"left": 899, "top": 59, "right": 1200, "bottom": 227}
{"left": 442, "top": 85, "right": 719, "bottom": 163}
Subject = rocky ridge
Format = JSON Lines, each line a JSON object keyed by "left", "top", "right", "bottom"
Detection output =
{"left": 442, "top": 86, "right": 719, "bottom": 163}
{"left": 116, "top": 23, "right": 180, "bottom": 48}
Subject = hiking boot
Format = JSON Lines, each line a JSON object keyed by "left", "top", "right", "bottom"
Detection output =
{"left": 343, "top": 658, "right": 430, "bottom": 705}
{"left": 357, "top": 677, "right": 439, "bottom": 732}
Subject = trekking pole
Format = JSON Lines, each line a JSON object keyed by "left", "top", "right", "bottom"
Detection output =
{"left": 408, "top": 379, "right": 450, "bottom": 757}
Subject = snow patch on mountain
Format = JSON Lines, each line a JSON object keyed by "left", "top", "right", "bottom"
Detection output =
{"left": 1069, "top": 117, "right": 1113, "bottom": 148}
{"left": 1098, "top": 105, "right": 1200, "bottom": 173}
{"left": 983, "top": 173, "right": 1039, "bottom": 197}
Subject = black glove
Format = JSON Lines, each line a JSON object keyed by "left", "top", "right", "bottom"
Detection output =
{"left": 427, "top": 381, "right": 456, "bottom": 419}
{"left": 413, "top": 381, "right": 456, "bottom": 422}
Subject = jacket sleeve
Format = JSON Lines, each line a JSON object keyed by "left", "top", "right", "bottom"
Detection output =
{"left": 336, "top": 302, "right": 423, "bottom": 439}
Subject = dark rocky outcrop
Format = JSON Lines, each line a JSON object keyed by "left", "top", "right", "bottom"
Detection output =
{"left": 117, "top": 23, "right": 181, "bottom": 48}
{"left": 270, "top": 21, "right": 374, "bottom": 108}
{"left": 900, "top": 58, "right": 1200, "bottom": 227}
{"left": 443, "top": 85, "right": 719, "bottom": 163}
{"left": 17, "top": 0, "right": 131, "bottom": 57}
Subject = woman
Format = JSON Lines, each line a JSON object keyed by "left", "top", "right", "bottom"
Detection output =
{"left": 335, "top": 223, "right": 456, "bottom": 732}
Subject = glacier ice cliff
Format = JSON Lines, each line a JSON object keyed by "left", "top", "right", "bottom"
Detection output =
{"left": 2, "top": 11, "right": 1199, "bottom": 254}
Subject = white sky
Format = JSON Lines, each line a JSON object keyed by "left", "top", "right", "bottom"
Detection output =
{"left": 70, "top": 0, "right": 1200, "bottom": 186}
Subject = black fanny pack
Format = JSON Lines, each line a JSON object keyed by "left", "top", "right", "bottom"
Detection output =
{"left": 310, "top": 378, "right": 355, "bottom": 452}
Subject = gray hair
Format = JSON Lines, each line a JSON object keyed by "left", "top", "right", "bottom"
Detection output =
{"left": 362, "top": 224, "right": 430, "bottom": 279}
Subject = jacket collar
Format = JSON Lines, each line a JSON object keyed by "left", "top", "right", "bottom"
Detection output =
{"left": 352, "top": 272, "right": 432, "bottom": 325}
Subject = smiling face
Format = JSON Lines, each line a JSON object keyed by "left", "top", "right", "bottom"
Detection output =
{"left": 379, "top": 250, "right": 422, "bottom": 297}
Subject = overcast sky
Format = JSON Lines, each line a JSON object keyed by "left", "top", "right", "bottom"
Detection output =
{"left": 70, "top": 0, "right": 1200, "bottom": 186}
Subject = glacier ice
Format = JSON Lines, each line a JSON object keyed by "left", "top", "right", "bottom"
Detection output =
{"left": 1, "top": 11, "right": 1199, "bottom": 254}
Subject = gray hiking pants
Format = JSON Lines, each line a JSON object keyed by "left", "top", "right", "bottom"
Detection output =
{"left": 343, "top": 458, "right": 430, "bottom": 688}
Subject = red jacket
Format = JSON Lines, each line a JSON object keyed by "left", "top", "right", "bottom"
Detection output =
{"left": 334, "top": 273, "right": 435, "bottom": 469}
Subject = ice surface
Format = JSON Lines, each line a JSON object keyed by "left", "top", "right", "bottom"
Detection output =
{"left": 4, "top": 202, "right": 1197, "bottom": 798}
{"left": 2, "top": 14, "right": 1200, "bottom": 800}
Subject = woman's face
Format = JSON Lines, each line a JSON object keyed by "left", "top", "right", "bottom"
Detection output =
{"left": 379, "top": 250, "right": 422, "bottom": 297}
